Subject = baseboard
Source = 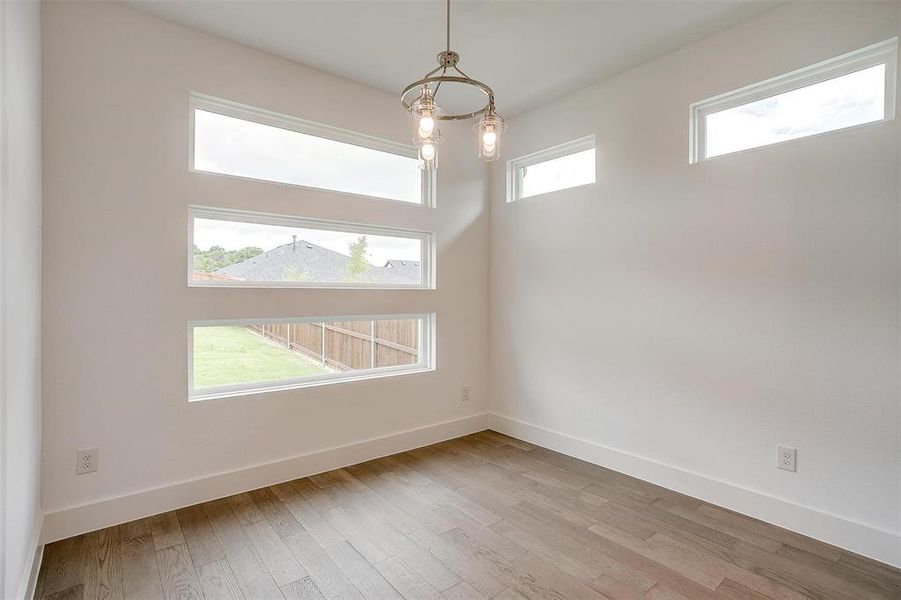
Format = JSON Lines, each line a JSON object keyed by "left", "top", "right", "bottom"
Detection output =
{"left": 39, "top": 410, "right": 900, "bottom": 569}
{"left": 41, "top": 413, "right": 491, "bottom": 544}
{"left": 489, "top": 413, "right": 901, "bottom": 569}
{"left": 19, "top": 515, "right": 44, "bottom": 600}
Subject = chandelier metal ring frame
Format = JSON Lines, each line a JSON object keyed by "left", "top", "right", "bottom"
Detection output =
{"left": 400, "top": 70, "right": 495, "bottom": 121}
{"left": 400, "top": 0, "right": 506, "bottom": 164}
{"left": 400, "top": 76, "right": 493, "bottom": 121}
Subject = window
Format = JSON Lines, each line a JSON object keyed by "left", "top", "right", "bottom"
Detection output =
{"left": 691, "top": 39, "right": 896, "bottom": 162}
{"left": 189, "top": 314, "right": 434, "bottom": 400}
{"left": 191, "top": 93, "right": 433, "bottom": 205}
{"left": 187, "top": 97, "right": 438, "bottom": 398}
{"left": 507, "top": 136, "right": 596, "bottom": 202}
{"left": 189, "top": 207, "right": 433, "bottom": 289}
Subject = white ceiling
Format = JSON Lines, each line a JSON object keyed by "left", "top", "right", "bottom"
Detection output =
{"left": 129, "top": 0, "right": 779, "bottom": 116}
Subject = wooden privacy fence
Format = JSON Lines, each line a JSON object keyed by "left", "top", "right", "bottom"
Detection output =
{"left": 248, "top": 320, "right": 419, "bottom": 372}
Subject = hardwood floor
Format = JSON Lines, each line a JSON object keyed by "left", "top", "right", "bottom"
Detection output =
{"left": 35, "top": 431, "right": 901, "bottom": 600}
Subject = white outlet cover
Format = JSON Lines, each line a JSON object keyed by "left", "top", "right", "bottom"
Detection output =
{"left": 777, "top": 445, "right": 797, "bottom": 472}
{"left": 77, "top": 448, "right": 98, "bottom": 474}
{"left": 461, "top": 385, "right": 471, "bottom": 402}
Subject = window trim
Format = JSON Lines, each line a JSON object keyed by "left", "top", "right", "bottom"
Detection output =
{"left": 690, "top": 38, "right": 897, "bottom": 163}
{"left": 189, "top": 92, "right": 436, "bottom": 207}
{"left": 506, "top": 135, "right": 596, "bottom": 203}
{"left": 188, "top": 313, "right": 435, "bottom": 401}
{"left": 188, "top": 206, "right": 435, "bottom": 290}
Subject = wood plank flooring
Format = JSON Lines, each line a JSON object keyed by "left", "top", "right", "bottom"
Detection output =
{"left": 35, "top": 431, "right": 901, "bottom": 600}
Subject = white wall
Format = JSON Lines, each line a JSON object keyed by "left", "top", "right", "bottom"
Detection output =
{"left": 41, "top": 1, "right": 489, "bottom": 541}
{"left": 489, "top": 2, "right": 901, "bottom": 566}
{"left": 1, "top": 0, "right": 43, "bottom": 597}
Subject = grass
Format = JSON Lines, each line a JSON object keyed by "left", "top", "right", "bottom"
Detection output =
{"left": 193, "top": 325, "right": 331, "bottom": 389}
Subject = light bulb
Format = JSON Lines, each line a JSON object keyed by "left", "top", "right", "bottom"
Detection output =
{"left": 411, "top": 86, "right": 442, "bottom": 144}
{"left": 479, "top": 128, "right": 497, "bottom": 159}
{"left": 481, "top": 130, "right": 497, "bottom": 154}
{"left": 420, "top": 143, "right": 436, "bottom": 161}
{"left": 418, "top": 116, "right": 435, "bottom": 139}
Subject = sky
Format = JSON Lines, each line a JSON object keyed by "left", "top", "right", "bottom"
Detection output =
{"left": 194, "top": 109, "right": 422, "bottom": 204}
{"left": 521, "top": 148, "right": 596, "bottom": 198}
{"left": 194, "top": 218, "right": 421, "bottom": 265}
{"left": 706, "top": 63, "right": 885, "bottom": 158}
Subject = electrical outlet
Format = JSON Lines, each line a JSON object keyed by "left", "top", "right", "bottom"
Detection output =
{"left": 461, "top": 385, "right": 471, "bottom": 402}
{"left": 777, "top": 445, "right": 797, "bottom": 472}
{"left": 77, "top": 448, "right": 98, "bottom": 475}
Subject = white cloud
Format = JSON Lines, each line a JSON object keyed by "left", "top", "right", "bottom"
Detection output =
{"left": 706, "top": 64, "right": 884, "bottom": 158}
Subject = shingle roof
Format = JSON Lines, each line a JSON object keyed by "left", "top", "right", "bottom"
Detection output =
{"left": 215, "top": 240, "right": 421, "bottom": 285}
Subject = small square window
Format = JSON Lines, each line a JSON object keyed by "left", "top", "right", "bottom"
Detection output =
{"left": 507, "top": 136, "right": 596, "bottom": 202}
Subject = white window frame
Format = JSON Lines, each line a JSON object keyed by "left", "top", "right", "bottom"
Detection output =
{"left": 190, "top": 92, "right": 436, "bottom": 207}
{"left": 188, "top": 313, "right": 435, "bottom": 401}
{"left": 189, "top": 206, "right": 434, "bottom": 290}
{"left": 506, "top": 135, "right": 596, "bottom": 203}
{"left": 690, "top": 38, "right": 897, "bottom": 164}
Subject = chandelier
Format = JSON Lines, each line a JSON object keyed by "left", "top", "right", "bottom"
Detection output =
{"left": 401, "top": 0, "right": 506, "bottom": 169}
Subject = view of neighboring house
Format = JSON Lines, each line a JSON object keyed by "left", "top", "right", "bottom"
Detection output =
{"left": 214, "top": 239, "right": 421, "bottom": 285}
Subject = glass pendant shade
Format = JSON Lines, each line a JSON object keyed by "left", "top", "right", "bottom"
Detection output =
{"left": 410, "top": 86, "right": 443, "bottom": 143}
{"left": 416, "top": 128, "right": 441, "bottom": 171}
{"left": 476, "top": 112, "right": 506, "bottom": 161}
{"left": 418, "top": 142, "right": 437, "bottom": 170}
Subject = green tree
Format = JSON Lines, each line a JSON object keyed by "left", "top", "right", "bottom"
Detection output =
{"left": 343, "top": 236, "right": 371, "bottom": 283}
{"left": 193, "top": 245, "right": 263, "bottom": 272}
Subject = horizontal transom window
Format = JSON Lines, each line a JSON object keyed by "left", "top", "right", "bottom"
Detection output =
{"left": 507, "top": 136, "right": 596, "bottom": 202}
{"left": 189, "top": 207, "right": 433, "bottom": 289}
{"left": 691, "top": 38, "right": 897, "bottom": 162}
{"left": 191, "top": 93, "right": 432, "bottom": 205}
{"left": 189, "top": 314, "right": 434, "bottom": 400}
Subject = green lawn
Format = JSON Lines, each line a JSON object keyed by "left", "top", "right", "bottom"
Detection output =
{"left": 193, "top": 326, "right": 331, "bottom": 389}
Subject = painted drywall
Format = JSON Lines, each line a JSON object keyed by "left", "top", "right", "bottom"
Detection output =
{"left": 1, "top": 0, "right": 43, "bottom": 597}
{"left": 489, "top": 1, "right": 901, "bottom": 565}
{"left": 41, "top": 1, "right": 489, "bottom": 537}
